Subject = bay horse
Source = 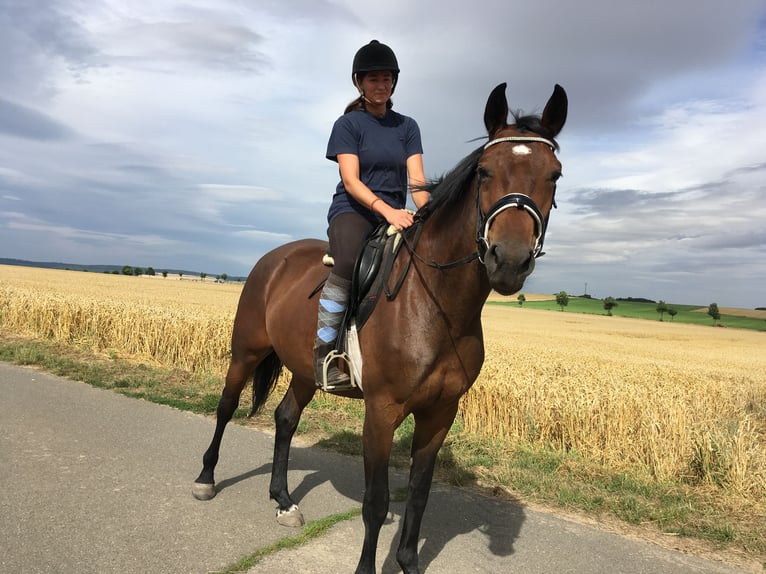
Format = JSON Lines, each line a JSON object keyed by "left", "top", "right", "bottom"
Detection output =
{"left": 193, "top": 82, "right": 567, "bottom": 574}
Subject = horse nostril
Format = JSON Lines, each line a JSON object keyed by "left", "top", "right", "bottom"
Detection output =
{"left": 520, "top": 251, "right": 534, "bottom": 273}
{"left": 487, "top": 243, "right": 502, "bottom": 262}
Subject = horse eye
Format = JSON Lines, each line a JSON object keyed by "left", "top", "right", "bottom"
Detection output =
{"left": 477, "top": 165, "right": 491, "bottom": 180}
{"left": 550, "top": 171, "right": 562, "bottom": 183}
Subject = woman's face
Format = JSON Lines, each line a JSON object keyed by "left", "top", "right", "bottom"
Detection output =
{"left": 360, "top": 71, "right": 394, "bottom": 105}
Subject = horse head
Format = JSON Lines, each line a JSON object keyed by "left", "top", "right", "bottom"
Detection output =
{"left": 478, "top": 82, "right": 567, "bottom": 295}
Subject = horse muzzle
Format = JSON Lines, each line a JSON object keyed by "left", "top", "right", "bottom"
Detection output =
{"left": 477, "top": 193, "right": 544, "bottom": 295}
{"left": 483, "top": 240, "right": 536, "bottom": 295}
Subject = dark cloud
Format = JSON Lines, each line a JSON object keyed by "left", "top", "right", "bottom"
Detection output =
{"left": 567, "top": 188, "right": 679, "bottom": 215}
{"left": 0, "top": 98, "right": 73, "bottom": 140}
{"left": 0, "top": 0, "right": 95, "bottom": 59}
{"left": 0, "top": 0, "right": 98, "bottom": 100}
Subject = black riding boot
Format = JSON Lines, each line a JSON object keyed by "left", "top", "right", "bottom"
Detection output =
{"left": 314, "top": 273, "right": 352, "bottom": 389}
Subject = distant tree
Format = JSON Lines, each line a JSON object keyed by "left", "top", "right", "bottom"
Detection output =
{"left": 603, "top": 296, "right": 618, "bottom": 316}
{"left": 178, "top": 272, "right": 184, "bottom": 278}
{"left": 220, "top": 273, "right": 228, "bottom": 282}
{"left": 668, "top": 308, "right": 678, "bottom": 321}
{"left": 556, "top": 291, "right": 569, "bottom": 311}
{"left": 133, "top": 267, "right": 143, "bottom": 276}
{"left": 707, "top": 303, "right": 721, "bottom": 325}
{"left": 146, "top": 267, "right": 155, "bottom": 276}
{"left": 517, "top": 293, "right": 526, "bottom": 306}
{"left": 656, "top": 300, "right": 668, "bottom": 321}
{"left": 112, "top": 270, "right": 119, "bottom": 275}
{"left": 122, "top": 265, "right": 133, "bottom": 276}
{"left": 200, "top": 272, "right": 207, "bottom": 280}
{"left": 162, "top": 271, "right": 168, "bottom": 278}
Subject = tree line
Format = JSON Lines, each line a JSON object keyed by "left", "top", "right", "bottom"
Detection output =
{"left": 516, "top": 292, "right": 723, "bottom": 324}
{"left": 82, "top": 266, "right": 234, "bottom": 282}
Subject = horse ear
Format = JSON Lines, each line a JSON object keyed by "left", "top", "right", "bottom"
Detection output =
{"left": 541, "top": 84, "right": 568, "bottom": 137}
{"left": 484, "top": 83, "right": 509, "bottom": 138}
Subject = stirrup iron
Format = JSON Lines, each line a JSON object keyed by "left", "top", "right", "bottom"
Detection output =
{"left": 321, "top": 350, "right": 357, "bottom": 392}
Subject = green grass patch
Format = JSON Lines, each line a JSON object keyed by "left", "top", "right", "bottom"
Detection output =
{"left": 211, "top": 507, "right": 362, "bottom": 573}
{"left": 0, "top": 335, "right": 225, "bottom": 415}
{"left": 494, "top": 298, "right": 766, "bottom": 331}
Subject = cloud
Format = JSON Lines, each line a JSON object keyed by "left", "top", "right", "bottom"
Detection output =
{"left": 2, "top": 210, "right": 178, "bottom": 248}
{"left": 0, "top": 98, "right": 73, "bottom": 140}
{"left": 100, "top": 20, "right": 268, "bottom": 73}
{"left": 233, "top": 228, "right": 292, "bottom": 242}
{"left": 197, "top": 184, "right": 281, "bottom": 202}
{"left": 0, "top": 0, "right": 765, "bottom": 307}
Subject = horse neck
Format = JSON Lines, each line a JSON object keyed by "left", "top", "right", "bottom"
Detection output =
{"left": 413, "top": 178, "right": 491, "bottom": 321}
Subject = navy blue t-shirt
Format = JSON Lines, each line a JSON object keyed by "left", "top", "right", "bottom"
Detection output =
{"left": 326, "top": 109, "right": 423, "bottom": 223}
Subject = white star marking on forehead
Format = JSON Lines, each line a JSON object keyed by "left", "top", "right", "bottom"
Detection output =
{"left": 512, "top": 145, "right": 532, "bottom": 155}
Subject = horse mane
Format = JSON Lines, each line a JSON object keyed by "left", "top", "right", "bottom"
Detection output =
{"left": 415, "top": 146, "right": 483, "bottom": 219}
{"left": 416, "top": 111, "right": 558, "bottom": 221}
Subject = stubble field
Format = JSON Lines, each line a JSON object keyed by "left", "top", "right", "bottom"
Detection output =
{"left": 1, "top": 264, "right": 764, "bottom": 502}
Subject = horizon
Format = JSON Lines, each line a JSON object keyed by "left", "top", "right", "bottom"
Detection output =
{"left": 2, "top": 258, "right": 760, "bottom": 311}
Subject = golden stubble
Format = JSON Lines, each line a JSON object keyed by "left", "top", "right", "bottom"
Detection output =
{"left": 2, "top": 265, "right": 764, "bottom": 497}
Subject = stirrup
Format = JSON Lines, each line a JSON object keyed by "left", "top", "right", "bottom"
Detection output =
{"left": 321, "top": 350, "right": 357, "bottom": 392}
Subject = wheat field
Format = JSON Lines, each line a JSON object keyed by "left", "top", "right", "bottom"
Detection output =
{"left": 1, "top": 264, "right": 764, "bottom": 498}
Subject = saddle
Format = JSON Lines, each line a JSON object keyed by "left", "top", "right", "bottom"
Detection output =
{"left": 324, "top": 221, "right": 408, "bottom": 337}
{"left": 311, "top": 218, "right": 419, "bottom": 392}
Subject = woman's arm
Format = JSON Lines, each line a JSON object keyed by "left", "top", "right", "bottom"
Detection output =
{"left": 406, "top": 153, "right": 429, "bottom": 209}
{"left": 337, "top": 153, "right": 415, "bottom": 230}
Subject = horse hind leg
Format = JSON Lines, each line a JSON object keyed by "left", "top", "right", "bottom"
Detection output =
{"left": 192, "top": 351, "right": 281, "bottom": 500}
{"left": 269, "top": 374, "right": 316, "bottom": 527}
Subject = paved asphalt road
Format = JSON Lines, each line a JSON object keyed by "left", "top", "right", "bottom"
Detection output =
{"left": 0, "top": 363, "right": 756, "bottom": 574}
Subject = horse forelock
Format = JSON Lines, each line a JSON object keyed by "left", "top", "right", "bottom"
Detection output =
{"left": 511, "top": 112, "right": 560, "bottom": 151}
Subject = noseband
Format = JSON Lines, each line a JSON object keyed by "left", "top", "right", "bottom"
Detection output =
{"left": 476, "top": 136, "right": 557, "bottom": 263}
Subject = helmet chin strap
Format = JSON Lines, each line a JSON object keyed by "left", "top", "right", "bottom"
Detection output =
{"left": 353, "top": 74, "right": 374, "bottom": 105}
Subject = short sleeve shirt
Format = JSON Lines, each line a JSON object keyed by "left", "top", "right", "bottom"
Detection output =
{"left": 326, "top": 109, "right": 423, "bottom": 223}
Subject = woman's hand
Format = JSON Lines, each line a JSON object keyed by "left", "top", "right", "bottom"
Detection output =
{"left": 376, "top": 202, "right": 414, "bottom": 231}
{"left": 336, "top": 153, "right": 417, "bottom": 231}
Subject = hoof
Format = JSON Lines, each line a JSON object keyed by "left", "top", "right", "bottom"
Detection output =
{"left": 276, "top": 504, "right": 305, "bottom": 527}
{"left": 192, "top": 482, "right": 217, "bottom": 501}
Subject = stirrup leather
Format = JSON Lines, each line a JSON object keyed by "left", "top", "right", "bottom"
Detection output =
{"left": 321, "top": 350, "right": 357, "bottom": 392}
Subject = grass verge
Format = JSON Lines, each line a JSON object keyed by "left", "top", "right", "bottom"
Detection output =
{"left": 211, "top": 508, "right": 363, "bottom": 573}
{"left": 1, "top": 332, "right": 763, "bottom": 570}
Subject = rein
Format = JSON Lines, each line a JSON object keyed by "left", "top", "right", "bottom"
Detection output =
{"left": 399, "top": 135, "right": 557, "bottom": 274}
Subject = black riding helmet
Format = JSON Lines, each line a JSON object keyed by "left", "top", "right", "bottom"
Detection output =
{"left": 352, "top": 40, "right": 399, "bottom": 92}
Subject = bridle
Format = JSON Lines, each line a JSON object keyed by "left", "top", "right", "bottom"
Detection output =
{"left": 397, "top": 135, "right": 559, "bottom": 278}
{"left": 476, "top": 136, "right": 557, "bottom": 263}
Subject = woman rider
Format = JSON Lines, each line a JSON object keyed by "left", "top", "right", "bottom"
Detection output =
{"left": 315, "top": 39, "right": 429, "bottom": 388}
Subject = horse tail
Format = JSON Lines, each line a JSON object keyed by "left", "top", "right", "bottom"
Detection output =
{"left": 249, "top": 351, "right": 283, "bottom": 417}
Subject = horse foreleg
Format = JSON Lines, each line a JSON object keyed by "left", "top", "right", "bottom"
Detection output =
{"left": 396, "top": 403, "right": 459, "bottom": 574}
{"left": 270, "top": 376, "right": 316, "bottom": 527}
{"left": 192, "top": 356, "right": 255, "bottom": 500}
{"left": 355, "top": 410, "right": 396, "bottom": 574}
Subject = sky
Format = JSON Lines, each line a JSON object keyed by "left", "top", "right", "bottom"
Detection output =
{"left": 1, "top": 0, "right": 765, "bottom": 309}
